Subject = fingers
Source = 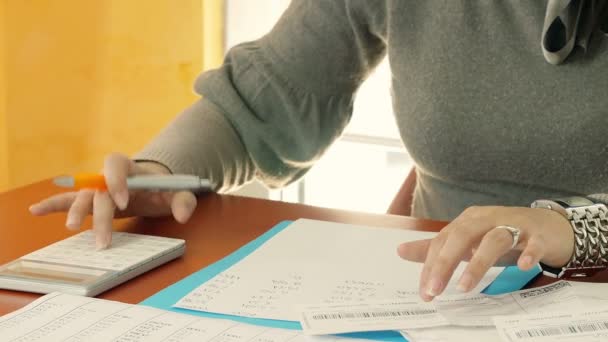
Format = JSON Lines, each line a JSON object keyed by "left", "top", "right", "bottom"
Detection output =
{"left": 399, "top": 206, "right": 570, "bottom": 301}
{"left": 93, "top": 190, "right": 115, "bottom": 250}
{"left": 517, "top": 235, "right": 546, "bottom": 270}
{"left": 397, "top": 239, "right": 432, "bottom": 263}
{"left": 166, "top": 191, "right": 197, "bottom": 224}
{"left": 458, "top": 227, "right": 516, "bottom": 292}
{"left": 425, "top": 224, "right": 485, "bottom": 299}
{"left": 419, "top": 234, "right": 447, "bottom": 301}
{"left": 397, "top": 236, "right": 460, "bottom": 301}
{"left": 103, "top": 153, "right": 134, "bottom": 210}
{"left": 66, "top": 190, "right": 95, "bottom": 230}
{"left": 30, "top": 153, "right": 196, "bottom": 249}
{"left": 29, "top": 192, "right": 78, "bottom": 215}
{"left": 398, "top": 239, "right": 475, "bottom": 264}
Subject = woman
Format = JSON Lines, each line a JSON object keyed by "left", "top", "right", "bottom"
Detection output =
{"left": 29, "top": 0, "right": 608, "bottom": 301}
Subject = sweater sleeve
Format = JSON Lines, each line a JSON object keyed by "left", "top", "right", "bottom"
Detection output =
{"left": 133, "top": 99, "right": 255, "bottom": 193}
{"left": 136, "top": 0, "right": 387, "bottom": 190}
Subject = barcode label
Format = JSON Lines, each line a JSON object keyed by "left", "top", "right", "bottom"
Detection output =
{"left": 514, "top": 321, "right": 608, "bottom": 339}
{"left": 311, "top": 308, "right": 436, "bottom": 321}
{"left": 300, "top": 301, "right": 446, "bottom": 334}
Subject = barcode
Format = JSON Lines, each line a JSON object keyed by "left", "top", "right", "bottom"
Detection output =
{"left": 519, "top": 281, "right": 570, "bottom": 299}
{"left": 311, "top": 309, "right": 436, "bottom": 321}
{"left": 514, "top": 321, "right": 608, "bottom": 339}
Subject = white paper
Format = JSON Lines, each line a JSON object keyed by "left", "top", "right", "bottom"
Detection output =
{"left": 435, "top": 280, "right": 580, "bottom": 327}
{"left": 22, "top": 231, "right": 183, "bottom": 271}
{"left": 569, "top": 281, "right": 608, "bottom": 308}
{"left": 299, "top": 281, "right": 579, "bottom": 335}
{"left": 400, "top": 326, "right": 501, "bottom": 342}
{"left": 400, "top": 281, "right": 608, "bottom": 342}
{"left": 0, "top": 292, "right": 375, "bottom": 342}
{"left": 494, "top": 308, "right": 608, "bottom": 342}
{"left": 175, "top": 219, "right": 503, "bottom": 321}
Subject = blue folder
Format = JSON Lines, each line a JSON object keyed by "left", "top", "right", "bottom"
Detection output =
{"left": 141, "top": 220, "right": 540, "bottom": 341}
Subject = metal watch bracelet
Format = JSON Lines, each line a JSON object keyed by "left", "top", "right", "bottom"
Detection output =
{"left": 554, "top": 203, "right": 608, "bottom": 277}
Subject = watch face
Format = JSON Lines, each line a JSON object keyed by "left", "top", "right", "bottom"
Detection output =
{"left": 555, "top": 196, "right": 594, "bottom": 207}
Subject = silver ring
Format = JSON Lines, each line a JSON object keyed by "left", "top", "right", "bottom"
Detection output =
{"left": 494, "top": 225, "right": 521, "bottom": 249}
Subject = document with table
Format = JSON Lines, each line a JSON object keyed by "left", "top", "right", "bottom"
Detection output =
{"left": 173, "top": 219, "right": 503, "bottom": 321}
{"left": 2, "top": 282, "right": 607, "bottom": 342}
{"left": 0, "top": 292, "right": 369, "bottom": 342}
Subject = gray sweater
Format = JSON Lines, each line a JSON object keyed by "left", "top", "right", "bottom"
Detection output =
{"left": 136, "top": 0, "right": 608, "bottom": 221}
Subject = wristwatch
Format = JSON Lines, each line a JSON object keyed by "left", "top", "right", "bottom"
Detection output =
{"left": 531, "top": 196, "right": 608, "bottom": 278}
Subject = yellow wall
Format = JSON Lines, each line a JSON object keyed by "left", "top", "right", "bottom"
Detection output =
{"left": 202, "top": 0, "right": 225, "bottom": 70}
{"left": 0, "top": 0, "right": 224, "bottom": 191}
{"left": 0, "top": 0, "right": 7, "bottom": 189}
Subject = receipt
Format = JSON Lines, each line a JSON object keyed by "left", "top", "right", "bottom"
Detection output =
{"left": 494, "top": 308, "right": 608, "bottom": 342}
{"left": 300, "top": 281, "right": 580, "bottom": 335}
{"left": 436, "top": 281, "right": 579, "bottom": 327}
{"left": 401, "top": 326, "right": 501, "bottom": 342}
{"left": 401, "top": 281, "right": 608, "bottom": 342}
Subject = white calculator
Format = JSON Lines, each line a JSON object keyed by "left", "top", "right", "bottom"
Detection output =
{"left": 0, "top": 231, "right": 185, "bottom": 296}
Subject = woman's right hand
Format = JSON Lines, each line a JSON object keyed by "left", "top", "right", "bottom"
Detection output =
{"left": 29, "top": 153, "right": 198, "bottom": 249}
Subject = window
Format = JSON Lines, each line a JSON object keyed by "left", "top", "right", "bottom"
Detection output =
{"left": 226, "top": 0, "right": 413, "bottom": 214}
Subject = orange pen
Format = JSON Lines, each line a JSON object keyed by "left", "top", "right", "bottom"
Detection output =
{"left": 53, "top": 173, "right": 212, "bottom": 192}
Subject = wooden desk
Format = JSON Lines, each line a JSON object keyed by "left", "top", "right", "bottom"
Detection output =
{"left": 0, "top": 180, "right": 605, "bottom": 315}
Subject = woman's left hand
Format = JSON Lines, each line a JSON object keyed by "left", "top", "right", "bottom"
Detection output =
{"left": 397, "top": 206, "right": 574, "bottom": 301}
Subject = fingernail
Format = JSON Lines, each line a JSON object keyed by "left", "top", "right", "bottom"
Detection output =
{"left": 96, "top": 236, "right": 110, "bottom": 251}
{"left": 104, "top": 234, "right": 112, "bottom": 248}
{"left": 458, "top": 273, "right": 473, "bottom": 292}
{"left": 397, "top": 243, "right": 406, "bottom": 255}
{"left": 426, "top": 278, "right": 442, "bottom": 297}
{"left": 520, "top": 256, "right": 533, "bottom": 269}
{"left": 420, "top": 291, "right": 433, "bottom": 302}
{"left": 115, "top": 191, "right": 129, "bottom": 210}
{"left": 66, "top": 217, "right": 80, "bottom": 230}
{"left": 96, "top": 240, "right": 107, "bottom": 251}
